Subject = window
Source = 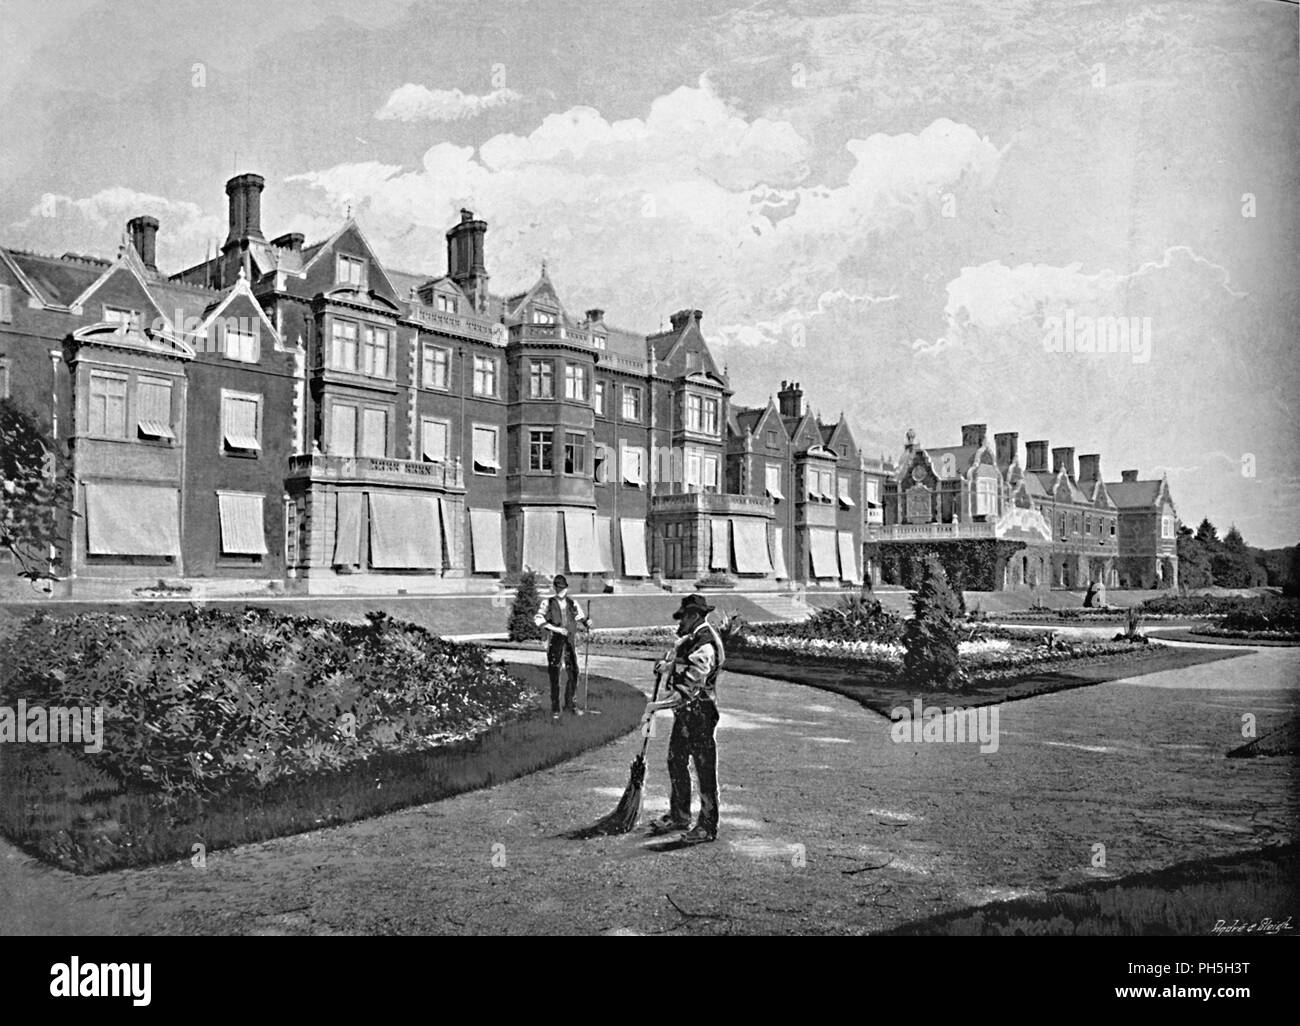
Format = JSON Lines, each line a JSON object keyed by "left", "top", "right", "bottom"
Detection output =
{"left": 821, "top": 470, "right": 835, "bottom": 502}
{"left": 224, "top": 326, "right": 257, "bottom": 363}
{"left": 564, "top": 432, "right": 586, "bottom": 475}
{"left": 528, "top": 360, "right": 554, "bottom": 399}
{"left": 765, "top": 463, "right": 784, "bottom": 500}
{"left": 1110, "top": 519, "right": 1116, "bottom": 537}
{"left": 436, "top": 294, "right": 456, "bottom": 314}
{"left": 221, "top": 391, "right": 261, "bottom": 453}
{"left": 564, "top": 363, "right": 587, "bottom": 401}
{"left": 687, "top": 394, "right": 702, "bottom": 431}
{"left": 687, "top": 394, "right": 719, "bottom": 434}
{"left": 1085, "top": 515, "right": 1092, "bottom": 535}
{"left": 906, "top": 487, "right": 931, "bottom": 520}
{"left": 0, "top": 284, "right": 12, "bottom": 324}
{"left": 532, "top": 309, "right": 557, "bottom": 325}
{"left": 337, "top": 255, "right": 365, "bottom": 287}
{"left": 136, "top": 377, "right": 174, "bottom": 440}
{"left": 88, "top": 373, "right": 127, "bottom": 438}
{"left": 1058, "top": 513, "right": 1067, "bottom": 537}
{"left": 686, "top": 451, "right": 701, "bottom": 491}
{"left": 1161, "top": 515, "right": 1175, "bottom": 539}
{"left": 331, "top": 403, "right": 357, "bottom": 456}
{"left": 331, "top": 320, "right": 358, "bottom": 372}
{"left": 361, "top": 408, "right": 388, "bottom": 458}
{"left": 103, "top": 306, "right": 140, "bottom": 329}
{"left": 422, "top": 344, "right": 450, "bottom": 390}
{"left": 621, "top": 444, "right": 645, "bottom": 486}
{"left": 593, "top": 380, "right": 606, "bottom": 416}
{"left": 473, "top": 355, "right": 498, "bottom": 397}
{"left": 622, "top": 385, "right": 642, "bottom": 422}
{"left": 974, "top": 477, "right": 997, "bottom": 516}
{"left": 0, "top": 359, "right": 8, "bottom": 399}
{"left": 472, "top": 425, "right": 500, "bottom": 474}
{"left": 528, "top": 429, "right": 554, "bottom": 472}
{"left": 838, "top": 474, "right": 855, "bottom": 508}
{"left": 363, "top": 326, "right": 390, "bottom": 377}
{"left": 702, "top": 454, "right": 719, "bottom": 493}
{"left": 766, "top": 430, "right": 777, "bottom": 449}
{"left": 703, "top": 397, "right": 719, "bottom": 434}
{"left": 866, "top": 478, "right": 881, "bottom": 504}
{"left": 421, "top": 418, "right": 449, "bottom": 462}
{"left": 591, "top": 334, "right": 606, "bottom": 351}
{"left": 593, "top": 444, "right": 609, "bottom": 484}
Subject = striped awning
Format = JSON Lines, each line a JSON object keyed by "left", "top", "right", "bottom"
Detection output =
{"left": 808, "top": 528, "right": 838, "bottom": 579}
{"left": 595, "top": 515, "right": 614, "bottom": 573}
{"left": 770, "top": 526, "right": 789, "bottom": 580}
{"left": 217, "top": 492, "right": 268, "bottom": 555}
{"left": 619, "top": 518, "right": 650, "bottom": 577}
{"left": 84, "top": 483, "right": 181, "bottom": 557}
{"left": 469, "top": 508, "right": 506, "bottom": 573}
{"left": 138, "top": 419, "right": 175, "bottom": 440}
{"left": 368, "top": 493, "right": 441, "bottom": 569}
{"left": 522, "top": 509, "right": 561, "bottom": 576}
{"left": 710, "top": 518, "right": 730, "bottom": 571}
{"left": 731, "top": 517, "right": 772, "bottom": 575}
{"left": 837, "top": 530, "right": 861, "bottom": 584}
{"left": 838, "top": 483, "right": 856, "bottom": 507}
{"left": 563, "top": 509, "right": 602, "bottom": 573}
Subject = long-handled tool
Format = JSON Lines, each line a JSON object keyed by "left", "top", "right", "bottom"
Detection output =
{"left": 565, "top": 661, "right": 669, "bottom": 839}
{"left": 579, "top": 598, "right": 599, "bottom": 716}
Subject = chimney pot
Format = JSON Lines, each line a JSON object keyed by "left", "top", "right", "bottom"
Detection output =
{"left": 127, "top": 215, "right": 159, "bottom": 272}
{"left": 994, "top": 431, "right": 1019, "bottom": 468}
{"left": 1025, "top": 440, "right": 1050, "bottom": 473}
{"left": 1078, "top": 454, "right": 1101, "bottom": 482}
{"left": 225, "top": 172, "right": 266, "bottom": 245}
{"left": 271, "top": 231, "right": 304, "bottom": 253}
{"left": 585, "top": 308, "right": 604, "bottom": 324}
{"left": 961, "top": 423, "right": 988, "bottom": 448}
{"left": 1052, "top": 446, "right": 1077, "bottom": 479}
{"left": 1121, "top": 469, "right": 1139, "bottom": 483}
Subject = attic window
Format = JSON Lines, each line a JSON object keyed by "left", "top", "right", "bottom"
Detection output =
{"left": 104, "top": 306, "right": 141, "bottom": 329}
{"left": 766, "top": 430, "right": 777, "bottom": 449}
{"left": 591, "top": 334, "right": 606, "bottom": 351}
{"left": 336, "top": 255, "right": 365, "bottom": 287}
{"left": 436, "top": 294, "right": 456, "bottom": 314}
{"left": 532, "top": 309, "right": 557, "bottom": 325}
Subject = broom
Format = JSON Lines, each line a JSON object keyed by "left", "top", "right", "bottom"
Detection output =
{"left": 565, "top": 659, "right": 670, "bottom": 839}
{"left": 578, "top": 599, "right": 600, "bottom": 716}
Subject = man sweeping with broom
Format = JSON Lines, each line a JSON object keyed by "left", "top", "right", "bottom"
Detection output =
{"left": 641, "top": 594, "right": 726, "bottom": 845}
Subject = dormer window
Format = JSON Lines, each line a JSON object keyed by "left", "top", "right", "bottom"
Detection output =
{"left": 104, "top": 306, "right": 141, "bottom": 329}
{"left": 436, "top": 294, "right": 456, "bottom": 314}
{"left": 224, "top": 326, "right": 258, "bottom": 363}
{"left": 532, "top": 309, "right": 557, "bottom": 325}
{"left": 336, "top": 255, "right": 365, "bottom": 287}
{"left": 592, "top": 334, "right": 606, "bottom": 351}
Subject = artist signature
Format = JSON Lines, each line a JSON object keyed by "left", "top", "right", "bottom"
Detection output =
{"left": 1211, "top": 916, "right": 1293, "bottom": 936}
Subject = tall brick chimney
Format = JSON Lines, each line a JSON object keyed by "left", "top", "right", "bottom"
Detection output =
{"left": 1078, "top": 454, "right": 1101, "bottom": 484}
{"left": 777, "top": 380, "right": 804, "bottom": 419}
{"left": 127, "top": 215, "right": 158, "bottom": 272}
{"left": 1121, "top": 469, "right": 1139, "bottom": 483}
{"left": 225, "top": 173, "right": 266, "bottom": 245}
{"left": 446, "top": 208, "right": 489, "bottom": 313}
{"left": 994, "top": 431, "right": 1019, "bottom": 469}
{"left": 961, "top": 423, "right": 987, "bottom": 448}
{"left": 1025, "top": 440, "right": 1049, "bottom": 473}
{"left": 1052, "top": 446, "right": 1076, "bottom": 479}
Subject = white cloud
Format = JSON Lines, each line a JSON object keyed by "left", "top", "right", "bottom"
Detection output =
{"left": 375, "top": 84, "right": 523, "bottom": 122}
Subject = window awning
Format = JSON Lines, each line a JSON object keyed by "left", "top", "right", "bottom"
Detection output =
{"left": 138, "top": 420, "right": 175, "bottom": 440}
{"left": 522, "top": 509, "right": 561, "bottom": 576}
{"left": 469, "top": 508, "right": 506, "bottom": 573}
{"left": 563, "top": 508, "right": 603, "bottom": 573}
{"left": 437, "top": 497, "right": 452, "bottom": 568}
{"left": 595, "top": 515, "right": 614, "bottom": 573}
{"left": 334, "top": 491, "right": 363, "bottom": 566}
{"left": 619, "top": 518, "right": 650, "bottom": 577}
{"left": 622, "top": 451, "right": 644, "bottom": 486}
{"left": 224, "top": 432, "right": 261, "bottom": 451}
{"left": 474, "top": 455, "right": 501, "bottom": 470}
{"left": 85, "top": 483, "right": 181, "bottom": 557}
{"left": 710, "top": 518, "right": 730, "bottom": 571}
{"left": 808, "top": 528, "right": 838, "bottom": 579}
{"left": 368, "top": 493, "right": 441, "bottom": 569}
{"left": 217, "top": 492, "right": 268, "bottom": 555}
{"left": 770, "top": 525, "right": 789, "bottom": 580}
{"left": 731, "top": 517, "right": 772, "bottom": 575}
{"left": 806, "top": 479, "right": 820, "bottom": 500}
{"left": 837, "top": 530, "right": 861, "bottom": 584}
{"left": 765, "top": 480, "right": 785, "bottom": 501}
{"left": 838, "top": 487, "right": 856, "bottom": 508}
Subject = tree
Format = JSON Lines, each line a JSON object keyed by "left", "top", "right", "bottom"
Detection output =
{"left": 1176, "top": 523, "right": 1213, "bottom": 589}
{"left": 1194, "top": 518, "right": 1220, "bottom": 548}
{"left": 0, "top": 398, "right": 73, "bottom": 584}
{"left": 1212, "top": 525, "right": 1260, "bottom": 588}
{"left": 507, "top": 570, "right": 544, "bottom": 641}
{"left": 901, "top": 555, "right": 965, "bottom": 690}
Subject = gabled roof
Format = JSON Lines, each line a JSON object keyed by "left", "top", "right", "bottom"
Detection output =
{"left": 69, "top": 251, "right": 173, "bottom": 330}
{"left": 925, "top": 444, "right": 979, "bottom": 479}
{"left": 301, "top": 218, "right": 402, "bottom": 301}
{"left": 191, "top": 270, "right": 283, "bottom": 349}
{"left": 1105, "top": 476, "right": 1170, "bottom": 509}
{"left": 6, "top": 250, "right": 107, "bottom": 306}
{"left": 503, "top": 263, "right": 570, "bottom": 325}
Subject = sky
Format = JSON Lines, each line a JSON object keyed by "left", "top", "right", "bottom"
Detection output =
{"left": 2, "top": 0, "right": 1297, "bottom": 546}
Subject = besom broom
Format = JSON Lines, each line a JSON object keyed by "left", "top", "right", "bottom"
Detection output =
{"left": 564, "top": 659, "right": 670, "bottom": 838}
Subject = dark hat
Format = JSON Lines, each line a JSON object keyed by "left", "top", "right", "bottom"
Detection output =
{"left": 672, "top": 594, "right": 715, "bottom": 619}
{"left": 552, "top": 574, "right": 568, "bottom": 588}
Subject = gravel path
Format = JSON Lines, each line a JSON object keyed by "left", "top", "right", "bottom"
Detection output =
{"left": 2, "top": 644, "right": 1295, "bottom": 935}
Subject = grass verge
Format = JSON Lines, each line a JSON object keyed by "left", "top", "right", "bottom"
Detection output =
{"left": 0, "top": 663, "right": 643, "bottom": 875}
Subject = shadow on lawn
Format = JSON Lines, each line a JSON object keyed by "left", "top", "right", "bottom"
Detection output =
{"left": 0, "top": 663, "right": 644, "bottom": 875}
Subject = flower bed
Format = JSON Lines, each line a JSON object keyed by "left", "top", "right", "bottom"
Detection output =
{"left": 1190, "top": 626, "right": 1300, "bottom": 643}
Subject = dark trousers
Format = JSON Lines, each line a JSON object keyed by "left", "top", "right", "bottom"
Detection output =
{"left": 546, "top": 633, "right": 579, "bottom": 711}
{"left": 666, "top": 700, "right": 720, "bottom": 835}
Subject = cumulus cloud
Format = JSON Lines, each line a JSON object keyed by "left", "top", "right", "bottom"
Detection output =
{"left": 375, "top": 84, "right": 523, "bottom": 122}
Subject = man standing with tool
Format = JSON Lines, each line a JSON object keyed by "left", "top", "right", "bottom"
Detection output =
{"left": 533, "top": 574, "right": 590, "bottom": 719}
{"left": 641, "top": 594, "right": 725, "bottom": 844}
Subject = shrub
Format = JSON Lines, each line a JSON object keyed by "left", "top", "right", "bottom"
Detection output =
{"left": 508, "top": 570, "right": 545, "bottom": 641}
{"left": 747, "top": 593, "right": 905, "bottom": 646}
{"left": 695, "top": 573, "right": 736, "bottom": 589}
{"left": 902, "top": 555, "right": 966, "bottom": 690}
{"left": 1113, "top": 606, "right": 1149, "bottom": 644}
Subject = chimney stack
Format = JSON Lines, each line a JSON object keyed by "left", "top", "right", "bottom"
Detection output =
{"left": 585, "top": 308, "right": 604, "bottom": 324}
{"left": 225, "top": 173, "right": 266, "bottom": 245}
{"left": 446, "top": 208, "right": 489, "bottom": 312}
{"left": 1078, "top": 454, "right": 1101, "bottom": 483}
{"left": 1121, "top": 469, "right": 1139, "bottom": 483}
{"left": 1025, "top": 440, "right": 1049, "bottom": 473}
{"left": 994, "top": 431, "right": 1019, "bottom": 469}
{"left": 1052, "top": 446, "right": 1076, "bottom": 479}
{"left": 271, "top": 231, "right": 304, "bottom": 254}
{"left": 961, "top": 423, "right": 987, "bottom": 448}
{"left": 669, "top": 309, "right": 693, "bottom": 332}
{"left": 777, "top": 380, "right": 804, "bottom": 419}
{"left": 127, "top": 215, "right": 159, "bottom": 272}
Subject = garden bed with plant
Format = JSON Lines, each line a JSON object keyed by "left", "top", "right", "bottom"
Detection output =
{"left": 0, "top": 607, "right": 645, "bottom": 873}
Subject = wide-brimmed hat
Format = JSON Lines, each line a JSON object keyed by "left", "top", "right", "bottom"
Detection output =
{"left": 672, "top": 594, "right": 715, "bottom": 619}
{"left": 552, "top": 574, "right": 568, "bottom": 588}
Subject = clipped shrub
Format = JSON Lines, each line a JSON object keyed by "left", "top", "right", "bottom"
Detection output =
{"left": 695, "top": 573, "right": 736, "bottom": 589}
{"left": 902, "top": 555, "right": 966, "bottom": 690}
{"left": 749, "top": 593, "right": 905, "bottom": 646}
{"left": 508, "top": 570, "right": 545, "bottom": 641}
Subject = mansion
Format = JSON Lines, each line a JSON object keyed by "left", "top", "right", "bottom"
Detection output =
{"left": 0, "top": 171, "right": 1175, "bottom": 597}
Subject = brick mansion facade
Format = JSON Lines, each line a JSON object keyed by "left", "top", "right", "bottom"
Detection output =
{"left": 0, "top": 172, "right": 1176, "bottom": 596}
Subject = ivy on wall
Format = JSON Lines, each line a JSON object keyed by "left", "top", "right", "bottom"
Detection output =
{"left": 878, "top": 539, "right": 1028, "bottom": 592}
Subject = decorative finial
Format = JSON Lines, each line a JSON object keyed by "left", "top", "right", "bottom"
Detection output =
{"left": 906, "top": 428, "right": 916, "bottom": 446}
{"left": 237, "top": 265, "right": 247, "bottom": 282}
{"left": 345, "top": 202, "right": 352, "bottom": 219}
